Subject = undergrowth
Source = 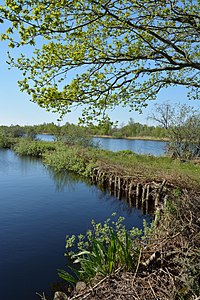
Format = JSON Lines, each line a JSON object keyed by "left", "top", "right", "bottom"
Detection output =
{"left": 58, "top": 193, "right": 200, "bottom": 300}
{"left": 58, "top": 214, "right": 152, "bottom": 285}
{"left": 43, "top": 145, "right": 96, "bottom": 177}
{"left": 13, "top": 139, "right": 56, "bottom": 156}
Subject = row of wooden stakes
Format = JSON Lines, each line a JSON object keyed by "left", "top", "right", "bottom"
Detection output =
{"left": 91, "top": 168, "right": 169, "bottom": 214}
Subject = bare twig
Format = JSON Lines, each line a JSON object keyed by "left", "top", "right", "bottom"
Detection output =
{"left": 36, "top": 292, "right": 48, "bottom": 300}
{"left": 132, "top": 247, "right": 142, "bottom": 285}
{"left": 148, "top": 280, "right": 157, "bottom": 299}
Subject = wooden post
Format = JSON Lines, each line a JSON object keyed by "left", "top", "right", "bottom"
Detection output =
{"left": 125, "top": 178, "right": 130, "bottom": 199}
{"left": 142, "top": 184, "right": 147, "bottom": 214}
{"left": 118, "top": 176, "right": 121, "bottom": 191}
{"left": 128, "top": 181, "right": 134, "bottom": 205}
{"left": 109, "top": 175, "right": 112, "bottom": 187}
{"left": 91, "top": 168, "right": 98, "bottom": 183}
{"left": 136, "top": 183, "right": 141, "bottom": 208}
{"left": 117, "top": 177, "right": 121, "bottom": 199}
{"left": 155, "top": 179, "right": 166, "bottom": 208}
{"left": 142, "top": 185, "right": 146, "bottom": 204}
{"left": 114, "top": 176, "right": 117, "bottom": 197}
{"left": 145, "top": 184, "right": 150, "bottom": 214}
{"left": 109, "top": 175, "right": 113, "bottom": 195}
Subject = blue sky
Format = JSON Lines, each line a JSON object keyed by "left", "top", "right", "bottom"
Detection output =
{"left": 0, "top": 29, "right": 199, "bottom": 126}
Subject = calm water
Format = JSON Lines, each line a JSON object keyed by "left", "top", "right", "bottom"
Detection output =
{"left": 38, "top": 134, "right": 167, "bottom": 156}
{"left": 0, "top": 149, "right": 150, "bottom": 300}
{"left": 94, "top": 137, "right": 167, "bottom": 156}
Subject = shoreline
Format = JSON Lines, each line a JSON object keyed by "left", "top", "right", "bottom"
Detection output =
{"left": 38, "top": 132, "right": 169, "bottom": 142}
{"left": 93, "top": 135, "right": 169, "bottom": 142}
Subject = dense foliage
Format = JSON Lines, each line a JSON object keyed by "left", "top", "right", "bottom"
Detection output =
{"left": 13, "top": 139, "right": 56, "bottom": 156}
{"left": 0, "top": 0, "right": 199, "bottom": 122}
{"left": 61, "top": 193, "right": 200, "bottom": 300}
{"left": 43, "top": 144, "right": 96, "bottom": 177}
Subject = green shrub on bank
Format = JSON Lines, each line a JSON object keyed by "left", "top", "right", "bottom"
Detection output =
{"left": 58, "top": 214, "right": 144, "bottom": 284}
{"left": 43, "top": 145, "right": 96, "bottom": 177}
{"left": 5, "top": 137, "right": 200, "bottom": 189}
{"left": 0, "top": 131, "right": 17, "bottom": 149}
{"left": 13, "top": 139, "right": 56, "bottom": 157}
{"left": 0, "top": 132, "right": 11, "bottom": 148}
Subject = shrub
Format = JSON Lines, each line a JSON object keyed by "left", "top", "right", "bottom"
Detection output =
{"left": 13, "top": 139, "right": 56, "bottom": 157}
{"left": 43, "top": 145, "right": 96, "bottom": 177}
{"left": 0, "top": 131, "right": 16, "bottom": 148}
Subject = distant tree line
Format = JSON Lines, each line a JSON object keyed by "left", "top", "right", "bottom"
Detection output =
{"left": 0, "top": 120, "right": 168, "bottom": 140}
{"left": 1, "top": 103, "right": 199, "bottom": 160}
{"left": 87, "top": 117, "right": 168, "bottom": 139}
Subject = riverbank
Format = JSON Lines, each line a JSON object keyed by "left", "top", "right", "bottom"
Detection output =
{"left": 8, "top": 139, "right": 200, "bottom": 191}
{"left": 1, "top": 137, "right": 199, "bottom": 189}
{"left": 93, "top": 134, "right": 169, "bottom": 142}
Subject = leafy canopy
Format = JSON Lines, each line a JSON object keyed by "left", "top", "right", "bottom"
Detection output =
{"left": 0, "top": 0, "right": 199, "bottom": 122}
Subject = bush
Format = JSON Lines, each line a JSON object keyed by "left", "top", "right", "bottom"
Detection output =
{"left": 13, "top": 139, "right": 56, "bottom": 157}
{"left": 0, "top": 131, "right": 16, "bottom": 148}
{"left": 151, "top": 103, "right": 200, "bottom": 160}
{"left": 43, "top": 145, "right": 96, "bottom": 177}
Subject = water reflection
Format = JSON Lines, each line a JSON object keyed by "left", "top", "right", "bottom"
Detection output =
{"left": 48, "top": 169, "right": 83, "bottom": 192}
{"left": 48, "top": 167, "right": 140, "bottom": 219}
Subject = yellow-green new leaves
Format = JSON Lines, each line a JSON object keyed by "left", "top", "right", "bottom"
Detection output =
{"left": 0, "top": 0, "right": 199, "bottom": 122}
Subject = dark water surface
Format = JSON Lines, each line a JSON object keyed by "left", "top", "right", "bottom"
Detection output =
{"left": 38, "top": 134, "right": 167, "bottom": 156}
{"left": 0, "top": 149, "right": 150, "bottom": 300}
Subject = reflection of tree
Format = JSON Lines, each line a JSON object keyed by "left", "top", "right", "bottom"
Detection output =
{"left": 90, "top": 185, "right": 134, "bottom": 216}
{"left": 48, "top": 167, "right": 134, "bottom": 216}
{"left": 17, "top": 154, "right": 43, "bottom": 176}
{"left": 48, "top": 169, "right": 81, "bottom": 192}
